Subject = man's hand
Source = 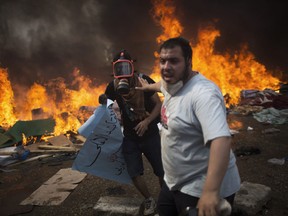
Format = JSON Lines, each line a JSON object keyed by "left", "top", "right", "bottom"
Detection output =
{"left": 134, "top": 118, "right": 150, "bottom": 136}
{"left": 135, "top": 77, "right": 161, "bottom": 92}
{"left": 197, "top": 196, "right": 232, "bottom": 216}
{"left": 197, "top": 137, "right": 231, "bottom": 215}
{"left": 135, "top": 77, "right": 149, "bottom": 91}
{"left": 197, "top": 191, "right": 219, "bottom": 216}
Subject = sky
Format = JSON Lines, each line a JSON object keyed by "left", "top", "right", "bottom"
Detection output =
{"left": 0, "top": 0, "right": 287, "bottom": 87}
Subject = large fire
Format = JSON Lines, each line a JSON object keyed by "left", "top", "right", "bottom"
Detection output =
{"left": 0, "top": 67, "right": 107, "bottom": 135}
{"left": 150, "top": 0, "right": 281, "bottom": 106}
{"left": 0, "top": 68, "right": 17, "bottom": 128}
{"left": 0, "top": 0, "right": 283, "bottom": 135}
{"left": 193, "top": 26, "right": 280, "bottom": 105}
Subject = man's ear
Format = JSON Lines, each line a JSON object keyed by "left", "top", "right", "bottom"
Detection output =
{"left": 186, "top": 58, "right": 192, "bottom": 68}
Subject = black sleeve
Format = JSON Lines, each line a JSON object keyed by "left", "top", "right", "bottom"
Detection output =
{"left": 105, "top": 81, "right": 116, "bottom": 101}
{"left": 141, "top": 74, "right": 155, "bottom": 84}
{"left": 141, "top": 74, "right": 156, "bottom": 98}
{"left": 140, "top": 74, "right": 161, "bottom": 123}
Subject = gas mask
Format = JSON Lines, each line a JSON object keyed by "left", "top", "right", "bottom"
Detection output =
{"left": 113, "top": 53, "right": 134, "bottom": 95}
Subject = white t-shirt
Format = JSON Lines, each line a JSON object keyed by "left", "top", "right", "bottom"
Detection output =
{"left": 160, "top": 73, "right": 241, "bottom": 198}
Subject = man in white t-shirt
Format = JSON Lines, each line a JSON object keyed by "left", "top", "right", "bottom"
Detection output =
{"left": 137, "top": 37, "right": 240, "bottom": 216}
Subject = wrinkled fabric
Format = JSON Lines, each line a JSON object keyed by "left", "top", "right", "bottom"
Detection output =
{"left": 161, "top": 79, "right": 183, "bottom": 96}
{"left": 253, "top": 107, "right": 288, "bottom": 124}
{"left": 240, "top": 89, "right": 288, "bottom": 109}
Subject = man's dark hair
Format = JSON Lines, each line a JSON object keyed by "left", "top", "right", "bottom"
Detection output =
{"left": 98, "top": 94, "right": 107, "bottom": 105}
{"left": 159, "top": 37, "right": 193, "bottom": 64}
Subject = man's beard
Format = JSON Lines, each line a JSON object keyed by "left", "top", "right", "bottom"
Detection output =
{"left": 161, "top": 64, "right": 190, "bottom": 96}
{"left": 182, "top": 63, "right": 190, "bottom": 82}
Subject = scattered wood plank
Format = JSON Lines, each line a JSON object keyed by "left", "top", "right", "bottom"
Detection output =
{"left": 47, "top": 134, "right": 74, "bottom": 147}
{"left": 20, "top": 168, "right": 87, "bottom": 206}
{"left": 38, "top": 145, "right": 76, "bottom": 151}
{"left": 6, "top": 154, "right": 53, "bottom": 167}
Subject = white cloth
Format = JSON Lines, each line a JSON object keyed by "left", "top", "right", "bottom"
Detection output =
{"left": 253, "top": 107, "right": 288, "bottom": 124}
{"left": 160, "top": 73, "right": 241, "bottom": 198}
{"left": 78, "top": 99, "right": 114, "bottom": 138}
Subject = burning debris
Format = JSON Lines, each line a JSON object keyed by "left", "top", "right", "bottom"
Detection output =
{"left": 0, "top": 67, "right": 107, "bottom": 134}
{"left": 0, "top": 0, "right": 286, "bottom": 136}
{"left": 0, "top": 2, "right": 287, "bottom": 216}
{"left": 0, "top": 0, "right": 287, "bottom": 169}
{"left": 0, "top": 67, "right": 106, "bottom": 167}
{"left": 1, "top": 119, "right": 55, "bottom": 146}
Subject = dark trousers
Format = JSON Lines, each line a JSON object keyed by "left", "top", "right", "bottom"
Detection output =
{"left": 157, "top": 182, "right": 235, "bottom": 216}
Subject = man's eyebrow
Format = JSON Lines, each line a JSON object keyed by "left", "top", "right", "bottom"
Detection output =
{"left": 159, "top": 57, "right": 179, "bottom": 61}
{"left": 159, "top": 57, "right": 179, "bottom": 62}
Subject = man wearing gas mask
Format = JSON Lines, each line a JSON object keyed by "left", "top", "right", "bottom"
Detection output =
{"left": 105, "top": 50, "right": 164, "bottom": 215}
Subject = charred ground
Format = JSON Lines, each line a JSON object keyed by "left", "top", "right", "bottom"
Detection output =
{"left": 0, "top": 113, "right": 288, "bottom": 216}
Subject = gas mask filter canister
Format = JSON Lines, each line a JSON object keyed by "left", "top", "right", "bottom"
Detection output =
{"left": 116, "top": 78, "right": 130, "bottom": 95}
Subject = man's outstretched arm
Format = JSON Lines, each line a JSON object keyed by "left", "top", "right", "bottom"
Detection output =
{"left": 136, "top": 77, "right": 161, "bottom": 92}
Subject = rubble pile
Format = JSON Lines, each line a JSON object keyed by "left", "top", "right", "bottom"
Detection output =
{"left": 0, "top": 85, "right": 287, "bottom": 216}
{"left": 230, "top": 86, "right": 288, "bottom": 124}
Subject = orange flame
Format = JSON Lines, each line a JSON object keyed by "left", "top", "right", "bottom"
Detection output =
{"left": 152, "top": 0, "right": 183, "bottom": 44}
{"left": 150, "top": 0, "right": 183, "bottom": 82}
{"left": 1, "top": 67, "right": 106, "bottom": 135}
{"left": 0, "top": 0, "right": 284, "bottom": 136}
{"left": 0, "top": 68, "right": 17, "bottom": 128}
{"left": 228, "top": 120, "right": 243, "bottom": 130}
{"left": 193, "top": 26, "right": 280, "bottom": 105}
{"left": 151, "top": 0, "right": 282, "bottom": 106}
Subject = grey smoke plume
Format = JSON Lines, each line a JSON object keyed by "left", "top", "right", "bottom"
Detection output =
{"left": 0, "top": 0, "right": 287, "bottom": 87}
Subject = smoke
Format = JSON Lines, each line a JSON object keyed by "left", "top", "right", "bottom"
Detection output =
{"left": 176, "top": 0, "right": 288, "bottom": 77}
{"left": 0, "top": 0, "right": 116, "bottom": 86}
{"left": 0, "top": 0, "right": 287, "bottom": 87}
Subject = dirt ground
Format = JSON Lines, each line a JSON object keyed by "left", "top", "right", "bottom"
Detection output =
{"left": 0, "top": 113, "right": 288, "bottom": 216}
